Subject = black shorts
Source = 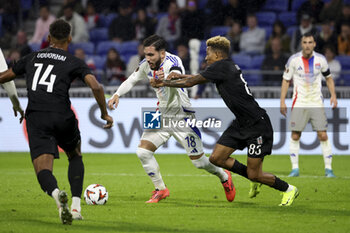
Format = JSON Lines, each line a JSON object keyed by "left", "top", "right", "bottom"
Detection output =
{"left": 26, "top": 110, "right": 81, "bottom": 160}
{"left": 217, "top": 113, "right": 273, "bottom": 158}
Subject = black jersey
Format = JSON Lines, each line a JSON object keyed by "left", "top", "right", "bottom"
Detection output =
{"left": 12, "top": 47, "right": 92, "bottom": 112}
{"left": 200, "top": 58, "right": 266, "bottom": 127}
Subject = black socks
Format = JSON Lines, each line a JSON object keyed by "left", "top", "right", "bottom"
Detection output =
{"left": 68, "top": 155, "right": 85, "bottom": 197}
{"left": 230, "top": 160, "right": 248, "bottom": 179}
{"left": 37, "top": 169, "right": 58, "bottom": 196}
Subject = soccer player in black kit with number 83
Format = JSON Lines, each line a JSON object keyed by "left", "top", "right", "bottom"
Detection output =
{"left": 151, "top": 36, "right": 299, "bottom": 206}
{"left": 0, "top": 19, "right": 113, "bottom": 224}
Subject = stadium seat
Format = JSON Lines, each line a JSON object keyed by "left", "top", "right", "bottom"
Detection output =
{"left": 156, "top": 12, "right": 168, "bottom": 21}
{"left": 278, "top": 12, "right": 297, "bottom": 27}
{"left": 198, "top": 0, "right": 208, "bottom": 9}
{"left": 87, "top": 55, "right": 106, "bottom": 70}
{"left": 120, "top": 40, "right": 139, "bottom": 55}
{"left": 29, "top": 43, "right": 41, "bottom": 52}
{"left": 232, "top": 54, "right": 252, "bottom": 69}
{"left": 199, "top": 40, "right": 207, "bottom": 56}
{"left": 69, "top": 42, "right": 95, "bottom": 55}
{"left": 251, "top": 55, "right": 265, "bottom": 69}
{"left": 291, "top": 0, "right": 307, "bottom": 11}
{"left": 256, "top": 12, "right": 277, "bottom": 27}
{"left": 262, "top": 26, "right": 272, "bottom": 40}
{"left": 99, "top": 13, "right": 117, "bottom": 27}
{"left": 210, "top": 26, "right": 230, "bottom": 37}
{"left": 336, "top": 56, "right": 350, "bottom": 69}
{"left": 262, "top": 0, "right": 289, "bottom": 12}
{"left": 89, "top": 28, "right": 109, "bottom": 44}
{"left": 96, "top": 41, "right": 123, "bottom": 56}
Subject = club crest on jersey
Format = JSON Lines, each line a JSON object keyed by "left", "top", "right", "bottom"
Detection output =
{"left": 143, "top": 110, "right": 161, "bottom": 129}
{"left": 315, "top": 63, "right": 321, "bottom": 69}
{"left": 257, "top": 136, "right": 263, "bottom": 145}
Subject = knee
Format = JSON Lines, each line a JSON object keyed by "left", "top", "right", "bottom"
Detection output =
{"left": 318, "top": 132, "right": 328, "bottom": 141}
{"left": 291, "top": 132, "right": 301, "bottom": 141}
{"left": 209, "top": 154, "right": 222, "bottom": 167}
{"left": 136, "top": 147, "right": 153, "bottom": 163}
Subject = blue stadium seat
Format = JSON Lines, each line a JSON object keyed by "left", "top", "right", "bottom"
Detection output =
{"left": 262, "top": 0, "right": 288, "bottom": 12}
{"left": 69, "top": 42, "right": 95, "bottom": 55}
{"left": 210, "top": 26, "right": 230, "bottom": 37}
{"left": 120, "top": 40, "right": 139, "bottom": 55}
{"left": 256, "top": 12, "right": 277, "bottom": 27}
{"left": 291, "top": 0, "right": 307, "bottom": 11}
{"left": 278, "top": 12, "right": 297, "bottom": 27}
{"left": 232, "top": 54, "right": 252, "bottom": 69}
{"left": 87, "top": 55, "right": 106, "bottom": 70}
{"left": 21, "top": 0, "right": 32, "bottom": 11}
{"left": 244, "top": 74, "right": 262, "bottom": 86}
{"left": 262, "top": 26, "right": 273, "bottom": 40}
{"left": 96, "top": 41, "right": 123, "bottom": 56}
{"left": 89, "top": 28, "right": 109, "bottom": 44}
{"left": 251, "top": 55, "right": 265, "bottom": 69}
{"left": 198, "top": 0, "right": 208, "bottom": 9}
{"left": 156, "top": 12, "right": 168, "bottom": 21}
{"left": 29, "top": 43, "right": 41, "bottom": 52}
{"left": 200, "top": 40, "right": 207, "bottom": 56}
{"left": 287, "top": 26, "right": 298, "bottom": 37}
{"left": 336, "top": 56, "right": 350, "bottom": 69}
{"left": 99, "top": 13, "right": 117, "bottom": 27}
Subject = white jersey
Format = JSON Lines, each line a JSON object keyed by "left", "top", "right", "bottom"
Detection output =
{"left": 283, "top": 51, "right": 331, "bottom": 107}
{"left": 115, "top": 52, "right": 192, "bottom": 117}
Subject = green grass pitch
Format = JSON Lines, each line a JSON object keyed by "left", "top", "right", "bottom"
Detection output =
{"left": 0, "top": 152, "right": 349, "bottom": 233}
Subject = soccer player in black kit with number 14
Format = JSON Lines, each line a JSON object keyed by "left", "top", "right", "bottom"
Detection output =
{"left": 0, "top": 19, "right": 113, "bottom": 224}
{"left": 151, "top": 36, "right": 299, "bottom": 206}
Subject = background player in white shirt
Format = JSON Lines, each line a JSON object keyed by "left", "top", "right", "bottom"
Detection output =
{"left": 280, "top": 32, "right": 338, "bottom": 177}
{"left": 108, "top": 35, "right": 235, "bottom": 203}
{"left": 0, "top": 48, "right": 24, "bottom": 122}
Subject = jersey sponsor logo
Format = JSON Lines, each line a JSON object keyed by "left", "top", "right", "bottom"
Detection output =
{"left": 143, "top": 110, "right": 161, "bottom": 129}
{"left": 37, "top": 52, "right": 66, "bottom": 61}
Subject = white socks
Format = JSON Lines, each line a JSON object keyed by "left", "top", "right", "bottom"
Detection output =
{"left": 136, "top": 147, "right": 166, "bottom": 190}
{"left": 71, "top": 197, "right": 81, "bottom": 212}
{"left": 320, "top": 140, "right": 333, "bottom": 170}
{"left": 191, "top": 155, "right": 228, "bottom": 182}
{"left": 51, "top": 188, "right": 61, "bottom": 209}
{"left": 289, "top": 139, "right": 300, "bottom": 169}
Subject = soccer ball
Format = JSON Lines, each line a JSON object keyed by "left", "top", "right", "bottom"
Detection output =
{"left": 84, "top": 184, "right": 108, "bottom": 205}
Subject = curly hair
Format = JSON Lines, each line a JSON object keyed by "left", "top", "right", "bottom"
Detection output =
{"left": 206, "top": 36, "right": 230, "bottom": 56}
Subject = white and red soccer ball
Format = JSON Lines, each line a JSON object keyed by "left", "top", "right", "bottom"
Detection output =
{"left": 84, "top": 184, "right": 108, "bottom": 205}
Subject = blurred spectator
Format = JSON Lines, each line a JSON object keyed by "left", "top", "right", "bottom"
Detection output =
{"left": 335, "top": 4, "right": 350, "bottom": 34}
{"left": 261, "top": 37, "right": 288, "bottom": 85}
{"left": 226, "top": 20, "right": 242, "bottom": 54}
{"left": 180, "top": 0, "right": 205, "bottom": 42}
{"left": 156, "top": 2, "right": 181, "bottom": 52}
{"left": 126, "top": 43, "right": 145, "bottom": 77}
{"left": 74, "top": 48, "right": 96, "bottom": 71}
{"left": 323, "top": 45, "right": 341, "bottom": 81}
{"left": 194, "top": 61, "right": 208, "bottom": 99}
{"left": 223, "top": 0, "right": 246, "bottom": 26}
{"left": 61, "top": 4, "right": 89, "bottom": 43}
{"left": 265, "top": 21, "right": 291, "bottom": 55}
{"left": 319, "top": 0, "right": 343, "bottom": 24}
{"left": 13, "top": 30, "right": 32, "bottom": 57}
{"left": 205, "top": 0, "right": 224, "bottom": 27}
{"left": 297, "top": 0, "right": 324, "bottom": 24}
{"left": 337, "top": 22, "right": 350, "bottom": 55}
{"left": 0, "top": 0, "right": 20, "bottom": 34}
{"left": 134, "top": 8, "right": 156, "bottom": 41}
{"left": 290, "top": 13, "right": 318, "bottom": 54}
{"left": 57, "top": 0, "right": 84, "bottom": 17}
{"left": 104, "top": 48, "right": 126, "bottom": 85}
{"left": 29, "top": 5, "right": 56, "bottom": 44}
{"left": 6, "top": 49, "right": 21, "bottom": 67}
{"left": 176, "top": 42, "right": 190, "bottom": 74}
{"left": 84, "top": 2, "right": 100, "bottom": 30}
{"left": 315, "top": 20, "right": 338, "bottom": 54}
{"left": 239, "top": 14, "right": 266, "bottom": 55}
{"left": 108, "top": 2, "right": 135, "bottom": 42}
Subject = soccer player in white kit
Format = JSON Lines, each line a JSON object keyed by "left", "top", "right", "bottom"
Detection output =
{"left": 108, "top": 35, "right": 235, "bottom": 203}
{"left": 280, "top": 32, "right": 338, "bottom": 177}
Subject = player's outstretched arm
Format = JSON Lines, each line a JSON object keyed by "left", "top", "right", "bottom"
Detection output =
{"left": 151, "top": 73, "right": 208, "bottom": 88}
{"left": 280, "top": 79, "right": 290, "bottom": 117}
{"left": 326, "top": 77, "right": 337, "bottom": 109}
{"left": 84, "top": 74, "right": 113, "bottom": 129}
{"left": 0, "top": 70, "right": 24, "bottom": 123}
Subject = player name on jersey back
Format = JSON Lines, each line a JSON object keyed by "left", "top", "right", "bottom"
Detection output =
{"left": 37, "top": 52, "right": 67, "bottom": 61}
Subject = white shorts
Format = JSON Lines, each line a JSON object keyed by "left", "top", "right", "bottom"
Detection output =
{"left": 141, "top": 123, "right": 203, "bottom": 156}
{"left": 290, "top": 107, "right": 328, "bottom": 132}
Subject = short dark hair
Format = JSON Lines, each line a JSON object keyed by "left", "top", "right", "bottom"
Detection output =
{"left": 143, "top": 35, "right": 167, "bottom": 51}
{"left": 49, "top": 19, "right": 71, "bottom": 40}
{"left": 302, "top": 31, "right": 315, "bottom": 40}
